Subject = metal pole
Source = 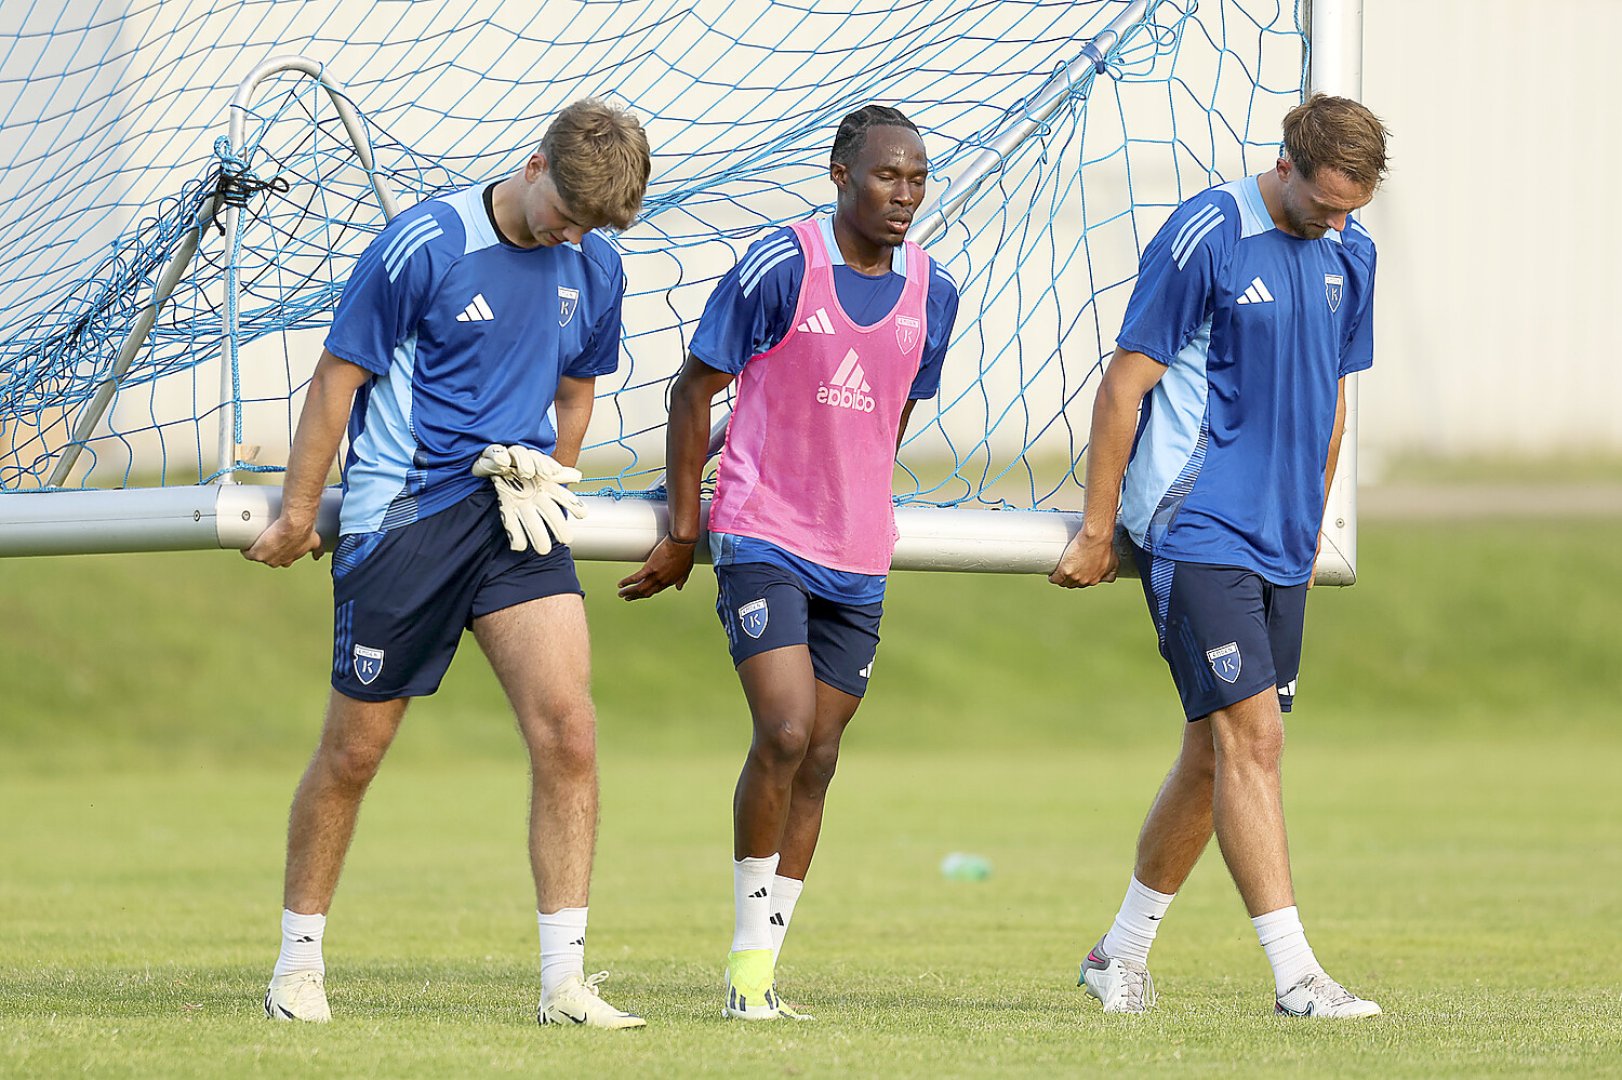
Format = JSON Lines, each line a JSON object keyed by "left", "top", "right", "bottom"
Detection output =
{"left": 216, "top": 55, "right": 402, "bottom": 484}
{"left": 1306, "top": 0, "right": 1365, "bottom": 586}
{"left": 44, "top": 197, "right": 223, "bottom": 487}
{"left": 910, "top": 0, "right": 1148, "bottom": 247}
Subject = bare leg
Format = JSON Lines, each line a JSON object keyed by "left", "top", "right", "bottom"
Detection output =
{"left": 1208, "top": 687, "right": 1294, "bottom": 916}
{"left": 1131, "top": 716, "right": 1217, "bottom": 894}
{"left": 284, "top": 691, "right": 409, "bottom": 913}
{"left": 732, "top": 646, "right": 818, "bottom": 860}
{"left": 474, "top": 594, "right": 599, "bottom": 912}
{"left": 776, "top": 680, "right": 862, "bottom": 880}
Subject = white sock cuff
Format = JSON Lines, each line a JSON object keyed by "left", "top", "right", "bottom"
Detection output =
{"left": 282, "top": 908, "right": 326, "bottom": 936}
{"left": 1126, "top": 875, "right": 1176, "bottom": 907}
{"left": 735, "top": 854, "right": 781, "bottom": 876}
{"left": 1251, "top": 905, "right": 1304, "bottom": 946}
{"left": 537, "top": 906, "right": 589, "bottom": 930}
{"left": 771, "top": 875, "right": 804, "bottom": 906}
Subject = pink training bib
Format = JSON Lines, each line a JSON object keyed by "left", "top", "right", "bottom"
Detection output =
{"left": 708, "top": 218, "right": 929, "bottom": 574}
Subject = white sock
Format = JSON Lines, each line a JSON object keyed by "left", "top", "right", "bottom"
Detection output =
{"left": 537, "top": 906, "right": 588, "bottom": 1000}
{"left": 768, "top": 874, "right": 804, "bottom": 963}
{"left": 1252, "top": 905, "right": 1322, "bottom": 994}
{"left": 272, "top": 909, "right": 326, "bottom": 979}
{"left": 1100, "top": 876, "right": 1175, "bottom": 965}
{"left": 731, "top": 854, "right": 780, "bottom": 954}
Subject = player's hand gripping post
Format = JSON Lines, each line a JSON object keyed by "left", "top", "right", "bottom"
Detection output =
{"left": 471, "top": 444, "right": 587, "bottom": 554}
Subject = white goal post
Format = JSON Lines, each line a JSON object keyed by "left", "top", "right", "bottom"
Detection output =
{"left": 0, "top": 1, "right": 1365, "bottom": 583}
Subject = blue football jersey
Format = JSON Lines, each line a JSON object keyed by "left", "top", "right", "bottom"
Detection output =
{"left": 691, "top": 217, "right": 960, "bottom": 602}
{"left": 325, "top": 185, "right": 624, "bottom": 537}
{"left": 1116, "top": 175, "right": 1376, "bottom": 585}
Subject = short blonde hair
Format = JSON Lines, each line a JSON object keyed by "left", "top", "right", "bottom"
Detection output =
{"left": 541, "top": 99, "right": 651, "bottom": 230}
{"left": 1281, "top": 93, "right": 1389, "bottom": 190}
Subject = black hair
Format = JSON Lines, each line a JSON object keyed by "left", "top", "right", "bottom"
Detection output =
{"left": 830, "top": 105, "right": 920, "bottom": 167}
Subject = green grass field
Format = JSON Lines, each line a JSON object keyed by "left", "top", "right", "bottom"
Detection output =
{"left": 3, "top": 521, "right": 1620, "bottom": 1077}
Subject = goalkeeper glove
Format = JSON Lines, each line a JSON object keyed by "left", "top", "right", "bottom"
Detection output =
{"left": 471, "top": 444, "right": 587, "bottom": 554}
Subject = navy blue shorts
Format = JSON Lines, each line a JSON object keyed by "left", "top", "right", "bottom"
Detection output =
{"left": 714, "top": 562, "right": 883, "bottom": 698}
{"left": 1131, "top": 541, "right": 1306, "bottom": 722}
{"left": 329, "top": 487, "right": 583, "bottom": 701}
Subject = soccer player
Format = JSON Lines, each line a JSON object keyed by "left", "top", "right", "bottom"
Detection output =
{"left": 616, "top": 105, "right": 959, "bottom": 1019}
{"left": 244, "top": 99, "right": 650, "bottom": 1029}
{"left": 1049, "top": 94, "right": 1389, "bottom": 1018}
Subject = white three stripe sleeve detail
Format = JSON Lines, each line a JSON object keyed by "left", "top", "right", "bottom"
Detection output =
{"left": 1170, "top": 204, "right": 1220, "bottom": 264}
{"left": 740, "top": 248, "right": 798, "bottom": 297}
{"left": 385, "top": 222, "right": 443, "bottom": 282}
{"left": 1174, "top": 213, "right": 1225, "bottom": 271}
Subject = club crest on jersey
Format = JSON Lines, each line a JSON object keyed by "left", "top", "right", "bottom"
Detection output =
{"left": 738, "top": 599, "right": 769, "bottom": 639}
{"left": 558, "top": 285, "right": 580, "bottom": 327}
{"left": 353, "top": 644, "right": 385, "bottom": 686}
{"left": 895, "top": 314, "right": 921, "bottom": 352}
{"left": 1206, "top": 641, "right": 1242, "bottom": 684}
{"left": 1324, "top": 273, "right": 1344, "bottom": 313}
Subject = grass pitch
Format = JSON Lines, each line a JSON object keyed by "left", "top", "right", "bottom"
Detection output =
{"left": 2, "top": 521, "right": 1620, "bottom": 1076}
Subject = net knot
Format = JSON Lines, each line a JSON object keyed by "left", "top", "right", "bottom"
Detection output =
{"left": 209, "top": 136, "right": 290, "bottom": 233}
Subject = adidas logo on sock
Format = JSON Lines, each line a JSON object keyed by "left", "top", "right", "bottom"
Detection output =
{"left": 455, "top": 292, "right": 495, "bottom": 322}
{"left": 816, "top": 348, "right": 876, "bottom": 413}
{"left": 569, "top": 936, "right": 586, "bottom": 947}
{"left": 749, "top": 886, "right": 769, "bottom": 899}
{"left": 1236, "top": 276, "right": 1274, "bottom": 305}
{"left": 769, "top": 913, "right": 785, "bottom": 926}
{"left": 796, "top": 307, "right": 835, "bottom": 335}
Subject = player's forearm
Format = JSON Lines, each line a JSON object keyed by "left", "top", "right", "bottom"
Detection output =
{"left": 1322, "top": 379, "right": 1349, "bottom": 507}
{"left": 280, "top": 352, "right": 365, "bottom": 528}
{"left": 664, "top": 375, "right": 714, "bottom": 543}
{"left": 1081, "top": 379, "right": 1139, "bottom": 540}
{"left": 552, "top": 377, "right": 596, "bottom": 469}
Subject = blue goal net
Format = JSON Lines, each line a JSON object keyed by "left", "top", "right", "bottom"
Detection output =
{"left": 0, "top": 0, "right": 1306, "bottom": 521}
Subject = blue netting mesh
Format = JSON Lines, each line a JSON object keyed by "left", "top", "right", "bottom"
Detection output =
{"left": 0, "top": 0, "right": 1305, "bottom": 513}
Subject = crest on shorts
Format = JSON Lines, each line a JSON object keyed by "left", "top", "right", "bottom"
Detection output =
{"left": 895, "top": 314, "right": 921, "bottom": 352}
{"left": 738, "top": 598, "right": 769, "bottom": 639}
{"left": 558, "top": 285, "right": 580, "bottom": 328}
{"left": 353, "top": 644, "right": 385, "bottom": 686}
{"left": 1324, "top": 273, "right": 1344, "bottom": 313}
{"left": 1205, "top": 641, "right": 1242, "bottom": 684}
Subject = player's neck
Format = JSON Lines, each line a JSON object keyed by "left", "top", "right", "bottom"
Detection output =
{"left": 489, "top": 176, "right": 539, "bottom": 248}
{"left": 1255, "top": 170, "right": 1298, "bottom": 237}
{"left": 830, "top": 213, "right": 892, "bottom": 276}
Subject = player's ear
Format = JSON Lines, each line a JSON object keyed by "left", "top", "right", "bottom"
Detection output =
{"left": 829, "top": 160, "right": 849, "bottom": 190}
{"left": 526, "top": 152, "right": 549, "bottom": 183}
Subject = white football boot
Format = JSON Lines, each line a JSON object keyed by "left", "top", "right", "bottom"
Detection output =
{"left": 264, "top": 970, "right": 331, "bottom": 1022}
{"left": 1274, "top": 971, "right": 1382, "bottom": 1018}
{"left": 1079, "top": 937, "right": 1157, "bottom": 1013}
{"left": 538, "top": 971, "right": 646, "bottom": 1029}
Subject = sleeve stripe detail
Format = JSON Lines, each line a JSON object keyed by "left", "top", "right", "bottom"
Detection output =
{"left": 1171, "top": 204, "right": 1223, "bottom": 267}
{"left": 1174, "top": 215, "right": 1225, "bottom": 270}
{"left": 382, "top": 215, "right": 439, "bottom": 267}
{"left": 737, "top": 236, "right": 795, "bottom": 282}
{"left": 1348, "top": 220, "right": 1370, "bottom": 239}
{"left": 384, "top": 219, "right": 444, "bottom": 282}
{"left": 931, "top": 262, "right": 957, "bottom": 287}
{"left": 740, "top": 247, "right": 799, "bottom": 297}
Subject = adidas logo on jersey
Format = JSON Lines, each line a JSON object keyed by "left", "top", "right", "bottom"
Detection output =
{"left": 796, "top": 307, "right": 836, "bottom": 335}
{"left": 1236, "top": 277, "right": 1274, "bottom": 305}
{"left": 455, "top": 293, "right": 495, "bottom": 322}
{"left": 816, "top": 348, "right": 877, "bottom": 413}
